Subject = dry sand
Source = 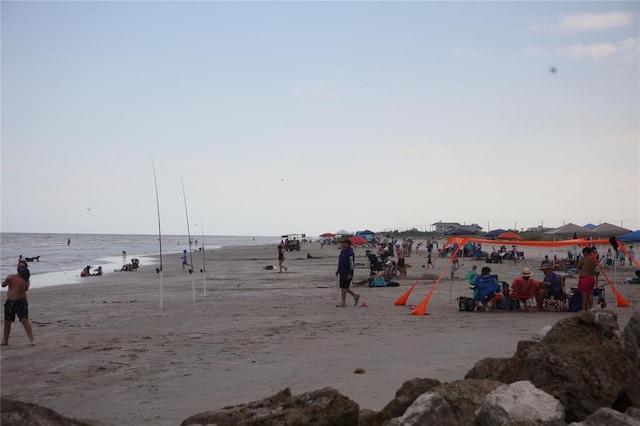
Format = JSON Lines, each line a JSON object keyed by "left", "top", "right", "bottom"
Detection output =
{"left": 2, "top": 241, "right": 639, "bottom": 425}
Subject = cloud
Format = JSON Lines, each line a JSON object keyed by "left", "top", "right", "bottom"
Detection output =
{"left": 569, "top": 37, "right": 639, "bottom": 59}
{"left": 525, "top": 38, "right": 639, "bottom": 61}
{"left": 290, "top": 80, "right": 338, "bottom": 98}
{"left": 531, "top": 11, "right": 633, "bottom": 32}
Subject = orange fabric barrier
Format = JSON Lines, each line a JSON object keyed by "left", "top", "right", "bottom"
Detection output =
{"left": 397, "top": 236, "right": 632, "bottom": 315}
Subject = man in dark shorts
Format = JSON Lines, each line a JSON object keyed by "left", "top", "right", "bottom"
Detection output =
{"left": 335, "top": 239, "right": 359, "bottom": 307}
{"left": 2, "top": 260, "right": 36, "bottom": 346}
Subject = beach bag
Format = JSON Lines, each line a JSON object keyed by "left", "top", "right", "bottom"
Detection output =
{"left": 387, "top": 281, "right": 400, "bottom": 287}
{"left": 569, "top": 288, "right": 581, "bottom": 312}
{"left": 371, "top": 277, "right": 387, "bottom": 287}
{"left": 458, "top": 296, "right": 475, "bottom": 312}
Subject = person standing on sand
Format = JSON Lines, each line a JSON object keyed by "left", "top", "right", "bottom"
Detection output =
{"left": 577, "top": 247, "right": 597, "bottom": 311}
{"left": 2, "top": 260, "right": 36, "bottom": 346}
{"left": 335, "top": 239, "right": 359, "bottom": 307}
{"left": 182, "top": 249, "right": 190, "bottom": 270}
{"left": 277, "top": 242, "right": 288, "bottom": 273}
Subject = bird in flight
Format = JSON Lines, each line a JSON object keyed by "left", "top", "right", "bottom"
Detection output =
{"left": 86, "top": 207, "right": 93, "bottom": 211}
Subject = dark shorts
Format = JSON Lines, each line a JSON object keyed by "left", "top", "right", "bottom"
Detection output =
{"left": 5, "top": 298, "right": 28, "bottom": 321}
{"left": 339, "top": 278, "right": 352, "bottom": 289}
{"left": 397, "top": 258, "right": 405, "bottom": 267}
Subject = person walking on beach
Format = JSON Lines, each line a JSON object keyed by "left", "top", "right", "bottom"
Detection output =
{"left": 335, "top": 238, "right": 359, "bottom": 307}
{"left": 426, "top": 251, "right": 434, "bottom": 269}
{"left": 577, "top": 247, "right": 597, "bottom": 311}
{"left": 182, "top": 249, "right": 190, "bottom": 270}
{"left": 277, "top": 242, "right": 288, "bottom": 273}
{"left": 2, "top": 260, "right": 36, "bottom": 346}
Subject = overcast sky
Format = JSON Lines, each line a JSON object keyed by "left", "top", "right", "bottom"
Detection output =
{"left": 1, "top": 1, "right": 638, "bottom": 237}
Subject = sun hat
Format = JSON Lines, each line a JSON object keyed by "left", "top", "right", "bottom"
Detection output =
{"left": 522, "top": 267, "right": 532, "bottom": 277}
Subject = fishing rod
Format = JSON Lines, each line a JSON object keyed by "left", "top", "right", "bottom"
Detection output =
{"left": 151, "top": 159, "right": 164, "bottom": 309}
{"left": 180, "top": 175, "right": 196, "bottom": 302}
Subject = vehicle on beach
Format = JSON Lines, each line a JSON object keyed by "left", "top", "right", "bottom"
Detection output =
{"left": 281, "top": 234, "right": 305, "bottom": 251}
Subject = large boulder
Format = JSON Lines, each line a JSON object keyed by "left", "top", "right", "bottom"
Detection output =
{"left": 432, "top": 379, "right": 503, "bottom": 425}
{"left": 465, "top": 340, "right": 538, "bottom": 383}
{"left": 357, "top": 377, "right": 442, "bottom": 425}
{"left": 466, "top": 310, "right": 640, "bottom": 423}
{"left": 524, "top": 310, "right": 640, "bottom": 422}
{"left": 1, "top": 398, "right": 95, "bottom": 426}
{"left": 476, "top": 380, "right": 565, "bottom": 426}
{"left": 180, "top": 387, "right": 360, "bottom": 426}
{"left": 387, "top": 392, "right": 456, "bottom": 426}
{"left": 567, "top": 407, "right": 640, "bottom": 426}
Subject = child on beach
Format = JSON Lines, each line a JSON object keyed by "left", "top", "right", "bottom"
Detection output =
{"left": 2, "top": 260, "right": 36, "bottom": 346}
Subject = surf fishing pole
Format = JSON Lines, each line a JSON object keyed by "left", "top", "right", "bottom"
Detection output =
{"left": 200, "top": 220, "right": 206, "bottom": 295}
{"left": 180, "top": 175, "right": 196, "bottom": 302}
{"left": 151, "top": 159, "right": 164, "bottom": 309}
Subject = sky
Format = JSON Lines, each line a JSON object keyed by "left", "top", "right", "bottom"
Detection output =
{"left": 1, "top": 1, "right": 639, "bottom": 237}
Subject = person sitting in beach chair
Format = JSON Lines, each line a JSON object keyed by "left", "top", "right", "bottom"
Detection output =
{"left": 469, "top": 266, "right": 501, "bottom": 311}
{"left": 508, "top": 267, "right": 539, "bottom": 311}
{"left": 535, "top": 262, "right": 568, "bottom": 311}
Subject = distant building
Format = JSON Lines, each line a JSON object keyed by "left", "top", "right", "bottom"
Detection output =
{"left": 431, "top": 221, "right": 483, "bottom": 234}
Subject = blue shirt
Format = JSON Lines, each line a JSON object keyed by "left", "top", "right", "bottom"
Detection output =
{"left": 472, "top": 274, "right": 501, "bottom": 299}
{"left": 543, "top": 271, "right": 562, "bottom": 293}
{"left": 337, "top": 247, "right": 355, "bottom": 279}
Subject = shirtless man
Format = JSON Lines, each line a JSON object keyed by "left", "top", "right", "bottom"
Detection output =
{"left": 396, "top": 244, "right": 407, "bottom": 277}
{"left": 2, "top": 261, "right": 36, "bottom": 346}
{"left": 576, "top": 247, "right": 597, "bottom": 311}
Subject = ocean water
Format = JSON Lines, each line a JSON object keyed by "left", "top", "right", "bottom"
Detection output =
{"left": 1, "top": 233, "right": 279, "bottom": 289}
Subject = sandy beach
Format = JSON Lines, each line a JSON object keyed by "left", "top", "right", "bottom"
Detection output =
{"left": 2, "top": 241, "right": 639, "bottom": 425}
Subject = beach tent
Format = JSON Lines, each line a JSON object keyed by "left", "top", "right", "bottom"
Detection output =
{"left": 497, "top": 231, "right": 523, "bottom": 240}
{"left": 544, "top": 223, "right": 596, "bottom": 236}
{"left": 485, "top": 229, "right": 508, "bottom": 237}
{"left": 619, "top": 230, "right": 640, "bottom": 242}
{"left": 395, "top": 235, "right": 631, "bottom": 316}
{"left": 591, "top": 223, "right": 632, "bottom": 237}
{"left": 355, "top": 230, "right": 376, "bottom": 236}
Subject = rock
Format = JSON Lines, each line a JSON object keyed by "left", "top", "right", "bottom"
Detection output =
{"left": 523, "top": 310, "right": 640, "bottom": 422}
{"left": 432, "top": 379, "right": 503, "bottom": 425}
{"left": 476, "top": 380, "right": 565, "bottom": 426}
{"left": 180, "top": 387, "right": 360, "bottom": 426}
{"left": 627, "top": 407, "right": 640, "bottom": 420}
{"left": 467, "top": 309, "right": 640, "bottom": 423}
{"left": 1, "top": 398, "right": 95, "bottom": 426}
{"left": 376, "top": 377, "right": 441, "bottom": 421}
{"left": 623, "top": 311, "right": 640, "bottom": 354}
{"left": 354, "top": 368, "right": 366, "bottom": 374}
{"left": 567, "top": 407, "right": 640, "bottom": 426}
{"left": 465, "top": 340, "right": 538, "bottom": 383}
{"left": 387, "top": 392, "right": 456, "bottom": 426}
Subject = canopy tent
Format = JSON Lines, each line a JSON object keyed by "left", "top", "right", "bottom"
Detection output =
{"left": 583, "top": 223, "right": 598, "bottom": 230}
{"left": 485, "top": 229, "right": 508, "bottom": 237}
{"left": 395, "top": 236, "right": 631, "bottom": 316}
{"left": 619, "top": 230, "right": 640, "bottom": 242}
{"left": 355, "top": 229, "right": 376, "bottom": 236}
{"left": 591, "top": 223, "right": 632, "bottom": 237}
{"left": 544, "top": 223, "right": 596, "bottom": 236}
{"left": 497, "top": 231, "right": 523, "bottom": 241}
{"left": 445, "top": 227, "right": 478, "bottom": 236}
